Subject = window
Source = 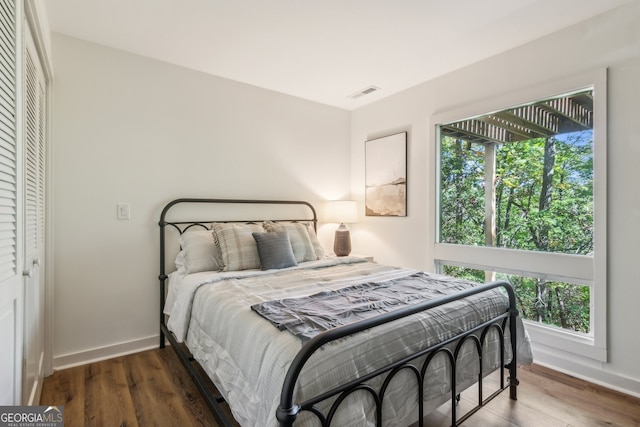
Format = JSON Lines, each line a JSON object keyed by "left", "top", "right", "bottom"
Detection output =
{"left": 431, "top": 70, "right": 607, "bottom": 361}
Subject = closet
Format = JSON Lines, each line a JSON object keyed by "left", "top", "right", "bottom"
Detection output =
{"left": 0, "top": 0, "right": 49, "bottom": 405}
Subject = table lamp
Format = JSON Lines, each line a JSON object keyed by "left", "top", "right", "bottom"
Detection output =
{"left": 325, "top": 200, "right": 358, "bottom": 256}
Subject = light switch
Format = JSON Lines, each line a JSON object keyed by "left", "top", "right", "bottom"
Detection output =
{"left": 117, "top": 203, "right": 130, "bottom": 220}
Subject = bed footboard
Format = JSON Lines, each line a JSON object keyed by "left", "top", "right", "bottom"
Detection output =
{"left": 277, "top": 281, "right": 520, "bottom": 427}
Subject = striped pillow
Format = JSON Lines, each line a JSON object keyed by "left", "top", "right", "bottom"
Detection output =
{"left": 212, "top": 222, "right": 264, "bottom": 271}
{"left": 304, "top": 222, "right": 326, "bottom": 259}
{"left": 263, "top": 221, "right": 317, "bottom": 262}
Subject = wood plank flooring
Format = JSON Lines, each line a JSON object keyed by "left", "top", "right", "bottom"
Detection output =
{"left": 41, "top": 347, "right": 640, "bottom": 426}
{"left": 40, "top": 347, "right": 233, "bottom": 427}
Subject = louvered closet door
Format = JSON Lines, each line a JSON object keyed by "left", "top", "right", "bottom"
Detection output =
{"left": 22, "top": 19, "right": 45, "bottom": 405}
{"left": 0, "top": 0, "right": 23, "bottom": 406}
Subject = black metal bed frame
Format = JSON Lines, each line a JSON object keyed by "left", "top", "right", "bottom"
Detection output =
{"left": 159, "top": 198, "right": 520, "bottom": 427}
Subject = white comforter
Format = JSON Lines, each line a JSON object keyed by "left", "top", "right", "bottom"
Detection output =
{"left": 165, "top": 257, "right": 532, "bottom": 426}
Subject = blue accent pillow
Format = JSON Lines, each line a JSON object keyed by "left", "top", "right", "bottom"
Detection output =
{"left": 252, "top": 231, "right": 298, "bottom": 270}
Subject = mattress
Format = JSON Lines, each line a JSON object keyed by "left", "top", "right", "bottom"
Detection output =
{"left": 165, "top": 256, "right": 532, "bottom": 426}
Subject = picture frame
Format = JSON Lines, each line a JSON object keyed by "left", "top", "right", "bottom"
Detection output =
{"left": 365, "top": 132, "right": 407, "bottom": 216}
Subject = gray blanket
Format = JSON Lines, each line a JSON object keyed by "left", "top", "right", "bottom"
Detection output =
{"left": 251, "top": 271, "right": 504, "bottom": 342}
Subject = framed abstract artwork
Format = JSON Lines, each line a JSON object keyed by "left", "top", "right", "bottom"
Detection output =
{"left": 365, "top": 132, "right": 407, "bottom": 216}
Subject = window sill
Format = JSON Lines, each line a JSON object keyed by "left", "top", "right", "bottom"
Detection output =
{"left": 524, "top": 321, "right": 607, "bottom": 362}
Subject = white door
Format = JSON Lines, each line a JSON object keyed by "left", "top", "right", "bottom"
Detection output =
{"left": 22, "top": 18, "right": 46, "bottom": 406}
{"left": 0, "top": 0, "right": 23, "bottom": 406}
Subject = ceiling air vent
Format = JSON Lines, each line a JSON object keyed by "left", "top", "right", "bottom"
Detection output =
{"left": 348, "top": 86, "right": 380, "bottom": 100}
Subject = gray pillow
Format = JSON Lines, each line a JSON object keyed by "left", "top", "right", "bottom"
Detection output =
{"left": 252, "top": 231, "right": 297, "bottom": 270}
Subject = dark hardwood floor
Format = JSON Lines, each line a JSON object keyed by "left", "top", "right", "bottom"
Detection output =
{"left": 41, "top": 347, "right": 640, "bottom": 426}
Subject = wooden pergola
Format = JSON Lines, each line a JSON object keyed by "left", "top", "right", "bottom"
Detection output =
{"left": 440, "top": 90, "right": 593, "bottom": 144}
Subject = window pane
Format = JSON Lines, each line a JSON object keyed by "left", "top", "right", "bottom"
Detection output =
{"left": 439, "top": 139, "right": 485, "bottom": 246}
{"left": 497, "top": 273, "right": 590, "bottom": 334}
{"left": 439, "top": 90, "right": 594, "bottom": 256}
{"left": 441, "top": 264, "right": 590, "bottom": 334}
{"left": 441, "top": 264, "right": 484, "bottom": 282}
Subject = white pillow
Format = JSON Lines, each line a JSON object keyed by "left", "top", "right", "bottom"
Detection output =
{"left": 179, "top": 229, "right": 223, "bottom": 273}
{"left": 174, "top": 250, "right": 186, "bottom": 272}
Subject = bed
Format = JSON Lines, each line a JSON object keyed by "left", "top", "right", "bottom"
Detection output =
{"left": 159, "top": 198, "right": 532, "bottom": 427}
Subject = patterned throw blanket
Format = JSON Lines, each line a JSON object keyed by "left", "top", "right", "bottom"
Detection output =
{"left": 251, "top": 272, "right": 502, "bottom": 342}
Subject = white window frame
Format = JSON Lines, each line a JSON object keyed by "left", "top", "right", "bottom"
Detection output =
{"left": 429, "top": 69, "right": 607, "bottom": 362}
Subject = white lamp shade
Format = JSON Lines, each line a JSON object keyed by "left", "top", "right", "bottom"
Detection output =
{"left": 325, "top": 200, "right": 358, "bottom": 224}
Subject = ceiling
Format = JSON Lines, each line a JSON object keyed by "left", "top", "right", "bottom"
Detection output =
{"left": 44, "top": 0, "right": 631, "bottom": 111}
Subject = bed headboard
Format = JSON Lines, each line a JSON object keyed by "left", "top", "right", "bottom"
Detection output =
{"left": 158, "top": 198, "right": 318, "bottom": 331}
{"left": 159, "top": 198, "right": 318, "bottom": 278}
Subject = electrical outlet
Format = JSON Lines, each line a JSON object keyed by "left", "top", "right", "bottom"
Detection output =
{"left": 117, "top": 203, "right": 130, "bottom": 220}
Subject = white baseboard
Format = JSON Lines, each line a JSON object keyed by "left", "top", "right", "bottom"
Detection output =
{"left": 52, "top": 335, "right": 160, "bottom": 371}
{"left": 532, "top": 345, "right": 640, "bottom": 399}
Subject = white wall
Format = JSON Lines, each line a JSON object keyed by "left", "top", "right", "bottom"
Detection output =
{"left": 51, "top": 34, "right": 351, "bottom": 367}
{"left": 350, "top": 3, "right": 640, "bottom": 396}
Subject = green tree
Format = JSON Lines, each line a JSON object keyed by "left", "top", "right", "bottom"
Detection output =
{"left": 440, "top": 130, "right": 593, "bottom": 333}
